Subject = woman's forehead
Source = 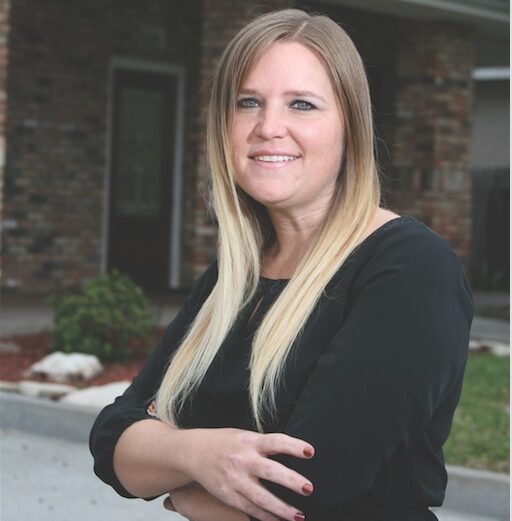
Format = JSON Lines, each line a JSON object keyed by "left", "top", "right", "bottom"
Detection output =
{"left": 237, "top": 41, "right": 335, "bottom": 99}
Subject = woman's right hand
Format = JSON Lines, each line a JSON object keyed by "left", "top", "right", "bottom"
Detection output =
{"left": 185, "top": 427, "right": 315, "bottom": 521}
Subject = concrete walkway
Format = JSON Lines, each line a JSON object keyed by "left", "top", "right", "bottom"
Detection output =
{"left": 471, "top": 316, "right": 509, "bottom": 343}
{"left": 1, "top": 428, "right": 183, "bottom": 521}
{"left": 0, "top": 301, "right": 180, "bottom": 337}
{"left": 0, "top": 427, "right": 504, "bottom": 521}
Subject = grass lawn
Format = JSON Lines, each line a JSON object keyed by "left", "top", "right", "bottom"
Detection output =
{"left": 444, "top": 352, "right": 509, "bottom": 473}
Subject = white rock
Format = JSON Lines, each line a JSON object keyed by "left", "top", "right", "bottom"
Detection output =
{"left": 480, "top": 340, "right": 509, "bottom": 357}
{"left": 469, "top": 339, "right": 510, "bottom": 356}
{"left": 468, "top": 339, "right": 482, "bottom": 351}
{"left": 60, "top": 381, "right": 130, "bottom": 410}
{"left": 18, "top": 380, "right": 76, "bottom": 399}
{"left": 28, "top": 352, "right": 103, "bottom": 382}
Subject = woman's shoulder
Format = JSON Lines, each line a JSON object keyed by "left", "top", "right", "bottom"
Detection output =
{"left": 340, "top": 215, "right": 469, "bottom": 295}
{"left": 358, "top": 215, "right": 458, "bottom": 263}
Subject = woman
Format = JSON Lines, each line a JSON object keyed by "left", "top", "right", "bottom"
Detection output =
{"left": 90, "top": 9, "right": 473, "bottom": 521}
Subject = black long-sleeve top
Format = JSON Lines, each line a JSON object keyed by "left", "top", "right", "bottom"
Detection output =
{"left": 89, "top": 216, "right": 473, "bottom": 521}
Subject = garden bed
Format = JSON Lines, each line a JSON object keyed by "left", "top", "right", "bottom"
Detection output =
{"left": 0, "top": 330, "right": 163, "bottom": 387}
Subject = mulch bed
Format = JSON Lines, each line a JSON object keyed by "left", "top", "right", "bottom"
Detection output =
{"left": 0, "top": 329, "right": 165, "bottom": 388}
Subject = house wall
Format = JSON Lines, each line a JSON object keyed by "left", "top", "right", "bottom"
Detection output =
{"left": 1, "top": 0, "right": 202, "bottom": 292}
{"left": 0, "top": 0, "right": 487, "bottom": 291}
{"left": 388, "top": 20, "right": 475, "bottom": 269}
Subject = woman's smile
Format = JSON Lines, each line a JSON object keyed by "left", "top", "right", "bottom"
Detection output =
{"left": 250, "top": 151, "right": 301, "bottom": 169}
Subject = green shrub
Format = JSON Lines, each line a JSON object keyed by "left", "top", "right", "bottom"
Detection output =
{"left": 52, "top": 269, "right": 155, "bottom": 362}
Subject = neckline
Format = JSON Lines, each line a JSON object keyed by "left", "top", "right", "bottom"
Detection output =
{"left": 259, "top": 216, "right": 411, "bottom": 283}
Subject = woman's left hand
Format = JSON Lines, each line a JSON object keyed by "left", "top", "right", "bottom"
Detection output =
{"left": 164, "top": 482, "right": 252, "bottom": 521}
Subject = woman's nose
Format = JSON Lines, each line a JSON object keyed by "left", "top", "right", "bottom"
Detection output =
{"left": 254, "top": 106, "right": 287, "bottom": 139}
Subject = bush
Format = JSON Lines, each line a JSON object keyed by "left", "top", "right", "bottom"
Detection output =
{"left": 52, "top": 269, "right": 155, "bottom": 362}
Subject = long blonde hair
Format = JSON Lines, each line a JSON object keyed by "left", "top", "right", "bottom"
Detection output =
{"left": 156, "top": 9, "right": 381, "bottom": 431}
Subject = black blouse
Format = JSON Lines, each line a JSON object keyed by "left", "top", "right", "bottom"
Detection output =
{"left": 89, "top": 216, "right": 473, "bottom": 521}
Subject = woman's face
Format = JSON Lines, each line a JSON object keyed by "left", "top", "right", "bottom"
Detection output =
{"left": 230, "top": 41, "right": 345, "bottom": 215}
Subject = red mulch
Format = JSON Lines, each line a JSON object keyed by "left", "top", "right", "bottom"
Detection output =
{"left": 0, "top": 329, "right": 165, "bottom": 388}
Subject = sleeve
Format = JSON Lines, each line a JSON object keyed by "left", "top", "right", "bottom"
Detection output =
{"left": 89, "top": 262, "right": 218, "bottom": 498}
{"left": 261, "top": 230, "right": 473, "bottom": 518}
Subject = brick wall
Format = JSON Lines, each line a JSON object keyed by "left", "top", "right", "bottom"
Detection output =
{"left": 389, "top": 20, "right": 475, "bottom": 269}
{"left": 0, "top": 1, "right": 477, "bottom": 291}
{"left": 1, "top": 0, "right": 202, "bottom": 292}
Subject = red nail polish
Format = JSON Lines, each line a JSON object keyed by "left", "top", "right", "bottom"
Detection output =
{"left": 295, "top": 513, "right": 305, "bottom": 521}
{"left": 302, "top": 483, "right": 313, "bottom": 495}
{"left": 303, "top": 447, "right": 314, "bottom": 458}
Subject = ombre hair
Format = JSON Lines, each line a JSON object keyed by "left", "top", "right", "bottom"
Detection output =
{"left": 156, "top": 9, "right": 381, "bottom": 431}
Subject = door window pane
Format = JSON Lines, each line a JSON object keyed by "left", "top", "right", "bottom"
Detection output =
{"left": 115, "top": 87, "right": 163, "bottom": 217}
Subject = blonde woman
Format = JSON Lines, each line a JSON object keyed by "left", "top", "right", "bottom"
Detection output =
{"left": 90, "top": 9, "right": 473, "bottom": 521}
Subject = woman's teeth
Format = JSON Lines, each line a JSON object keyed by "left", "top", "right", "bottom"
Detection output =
{"left": 253, "top": 155, "right": 297, "bottom": 162}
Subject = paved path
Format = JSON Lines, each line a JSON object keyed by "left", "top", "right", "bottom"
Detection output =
{"left": 0, "top": 305, "right": 179, "bottom": 337}
{"left": 471, "top": 316, "right": 509, "bottom": 343}
{"left": 1, "top": 428, "right": 184, "bottom": 521}
{"left": 0, "top": 429, "right": 506, "bottom": 521}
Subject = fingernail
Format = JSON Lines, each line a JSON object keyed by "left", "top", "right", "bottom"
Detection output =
{"left": 302, "top": 482, "right": 314, "bottom": 495}
{"left": 303, "top": 447, "right": 314, "bottom": 458}
{"left": 295, "top": 513, "right": 305, "bottom": 521}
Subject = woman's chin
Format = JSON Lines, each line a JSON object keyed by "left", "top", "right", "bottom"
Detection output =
{"left": 250, "top": 193, "right": 295, "bottom": 210}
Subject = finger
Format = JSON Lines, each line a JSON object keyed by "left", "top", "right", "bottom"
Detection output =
{"left": 255, "top": 459, "right": 314, "bottom": 498}
{"left": 241, "top": 481, "right": 305, "bottom": 521}
{"left": 259, "top": 433, "right": 315, "bottom": 459}
{"left": 163, "top": 496, "right": 176, "bottom": 511}
{"left": 236, "top": 492, "right": 284, "bottom": 521}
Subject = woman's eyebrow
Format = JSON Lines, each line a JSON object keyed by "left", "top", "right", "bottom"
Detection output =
{"left": 237, "top": 88, "right": 260, "bottom": 96}
{"left": 284, "top": 90, "right": 327, "bottom": 103}
{"left": 237, "top": 88, "right": 327, "bottom": 104}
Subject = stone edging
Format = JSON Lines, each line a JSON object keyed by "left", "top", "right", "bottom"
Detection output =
{"left": 0, "top": 389, "right": 99, "bottom": 443}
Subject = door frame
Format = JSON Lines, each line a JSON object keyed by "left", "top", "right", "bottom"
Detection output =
{"left": 102, "top": 56, "right": 185, "bottom": 289}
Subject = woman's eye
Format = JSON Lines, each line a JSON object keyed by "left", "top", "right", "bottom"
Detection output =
{"left": 236, "top": 97, "right": 260, "bottom": 109}
{"left": 291, "top": 99, "right": 315, "bottom": 111}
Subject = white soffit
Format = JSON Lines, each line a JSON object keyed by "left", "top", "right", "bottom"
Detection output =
{"left": 472, "top": 66, "right": 510, "bottom": 80}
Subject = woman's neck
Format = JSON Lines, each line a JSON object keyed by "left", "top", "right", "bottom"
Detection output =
{"left": 262, "top": 208, "right": 327, "bottom": 279}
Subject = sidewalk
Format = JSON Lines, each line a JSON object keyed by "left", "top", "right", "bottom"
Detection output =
{"left": 0, "top": 297, "right": 180, "bottom": 337}
{"left": 0, "top": 392, "right": 510, "bottom": 521}
{"left": 1, "top": 427, "right": 184, "bottom": 521}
